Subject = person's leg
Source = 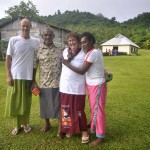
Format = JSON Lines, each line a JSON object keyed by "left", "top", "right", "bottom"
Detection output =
{"left": 12, "top": 114, "right": 31, "bottom": 135}
{"left": 87, "top": 85, "right": 97, "bottom": 133}
{"left": 13, "top": 116, "right": 20, "bottom": 129}
{"left": 89, "top": 83, "right": 107, "bottom": 147}
{"left": 39, "top": 88, "right": 54, "bottom": 133}
{"left": 60, "top": 93, "right": 79, "bottom": 137}
{"left": 57, "top": 118, "right": 65, "bottom": 138}
{"left": 20, "top": 80, "right": 32, "bottom": 133}
{"left": 20, "top": 114, "right": 31, "bottom": 133}
{"left": 76, "top": 95, "right": 89, "bottom": 143}
{"left": 40, "top": 119, "right": 51, "bottom": 133}
{"left": 12, "top": 116, "right": 22, "bottom": 135}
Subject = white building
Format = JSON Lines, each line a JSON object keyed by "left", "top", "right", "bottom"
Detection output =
{"left": 101, "top": 34, "right": 140, "bottom": 55}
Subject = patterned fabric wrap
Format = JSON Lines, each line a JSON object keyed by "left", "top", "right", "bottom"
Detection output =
{"left": 60, "top": 93, "right": 88, "bottom": 135}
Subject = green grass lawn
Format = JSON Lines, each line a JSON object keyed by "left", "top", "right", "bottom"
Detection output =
{"left": 0, "top": 49, "right": 150, "bottom": 150}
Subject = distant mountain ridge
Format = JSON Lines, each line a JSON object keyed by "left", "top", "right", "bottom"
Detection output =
{"left": 46, "top": 10, "right": 119, "bottom": 27}
{"left": 0, "top": 11, "right": 150, "bottom": 28}
{"left": 44, "top": 11, "right": 150, "bottom": 28}
{"left": 0, "top": 11, "right": 150, "bottom": 49}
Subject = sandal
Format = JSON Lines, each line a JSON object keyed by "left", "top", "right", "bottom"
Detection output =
{"left": 21, "top": 125, "right": 31, "bottom": 133}
{"left": 12, "top": 128, "right": 20, "bottom": 135}
{"left": 82, "top": 135, "right": 89, "bottom": 144}
{"left": 66, "top": 134, "right": 72, "bottom": 138}
{"left": 57, "top": 132, "right": 65, "bottom": 139}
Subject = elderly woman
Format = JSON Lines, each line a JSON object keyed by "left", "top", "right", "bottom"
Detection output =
{"left": 62, "top": 32, "right": 108, "bottom": 147}
{"left": 59, "top": 32, "right": 89, "bottom": 144}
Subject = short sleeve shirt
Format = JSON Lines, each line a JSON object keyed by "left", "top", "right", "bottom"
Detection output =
{"left": 59, "top": 48, "right": 86, "bottom": 95}
{"left": 84, "top": 49, "right": 106, "bottom": 85}
{"left": 7, "top": 36, "right": 40, "bottom": 80}
{"left": 34, "top": 44, "right": 62, "bottom": 88}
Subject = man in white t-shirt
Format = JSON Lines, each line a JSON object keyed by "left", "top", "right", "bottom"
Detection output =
{"left": 5, "top": 18, "right": 39, "bottom": 135}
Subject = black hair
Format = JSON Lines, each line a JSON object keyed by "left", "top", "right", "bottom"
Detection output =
{"left": 81, "top": 32, "right": 96, "bottom": 45}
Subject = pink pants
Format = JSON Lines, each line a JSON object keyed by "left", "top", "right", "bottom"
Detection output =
{"left": 87, "top": 82, "right": 107, "bottom": 138}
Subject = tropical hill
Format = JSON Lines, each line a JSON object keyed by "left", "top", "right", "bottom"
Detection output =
{"left": 0, "top": 11, "right": 150, "bottom": 49}
{"left": 45, "top": 11, "right": 150, "bottom": 49}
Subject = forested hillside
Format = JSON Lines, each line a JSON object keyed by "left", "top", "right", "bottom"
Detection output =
{"left": 0, "top": 10, "right": 150, "bottom": 49}
{"left": 46, "top": 10, "right": 119, "bottom": 27}
{"left": 44, "top": 11, "right": 150, "bottom": 49}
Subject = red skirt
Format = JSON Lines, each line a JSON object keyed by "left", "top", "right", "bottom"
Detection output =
{"left": 60, "top": 93, "right": 88, "bottom": 135}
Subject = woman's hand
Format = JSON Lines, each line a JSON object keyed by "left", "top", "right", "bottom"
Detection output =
{"left": 62, "top": 59, "right": 70, "bottom": 66}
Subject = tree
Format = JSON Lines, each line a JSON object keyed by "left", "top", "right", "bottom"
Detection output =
{"left": 57, "top": 10, "right": 61, "bottom": 15}
{"left": 96, "top": 13, "right": 104, "bottom": 18}
{"left": 111, "top": 17, "right": 116, "bottom": 22}
{"left": 5, "top": 0, "right": 39, "bottom": 20}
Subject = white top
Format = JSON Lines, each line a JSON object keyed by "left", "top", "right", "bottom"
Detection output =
{"left": 7, "top": 36, "right": 39, "bottom": 80}
{"left": 84, "top": 49, "right": 106, "bottom": 85}
{"left": 59, "top": 48, "right": 86, "bottom": 95}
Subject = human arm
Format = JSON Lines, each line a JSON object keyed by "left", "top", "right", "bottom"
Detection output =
{"left": 32, "top": 50, "right": 38, "bottom": 88}
{"left": 32, "top": 68, "right": 37, "bottom": 83}
{"left": 5, "top": 55, "right": 13, "bottom": 86}
{"left": 31, "top": 68, "right": 38, "bottom": 89}
{"left": 62, "top": 59, "right": 92, "bottom": 75}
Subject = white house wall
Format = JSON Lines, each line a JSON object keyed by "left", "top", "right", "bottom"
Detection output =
{"left": 1, "top": 20, "right": 20, "bottom": 31}
{"left": 118, "top": 45, "right": 130, "bottom": 54}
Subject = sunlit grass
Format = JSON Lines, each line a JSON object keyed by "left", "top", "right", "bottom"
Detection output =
{"left": 0, "top": 49, "right": 150, "bottom": 149}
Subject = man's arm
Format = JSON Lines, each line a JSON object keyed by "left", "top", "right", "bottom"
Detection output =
{"left": 5, "top": 55, "right": 13, "bottom": 86}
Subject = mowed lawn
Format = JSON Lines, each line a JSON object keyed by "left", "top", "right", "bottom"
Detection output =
{"left": 0, "top": 49, "right": 149, "bottom": 150}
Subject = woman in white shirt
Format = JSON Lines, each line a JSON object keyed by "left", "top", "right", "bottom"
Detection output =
{"left": 63, "top": 32, "right": 107, "bottom": 147}
{"left": 59, "top": 32, "right": 89, "bottom": 144}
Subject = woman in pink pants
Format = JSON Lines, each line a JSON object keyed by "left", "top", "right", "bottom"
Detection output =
{"left": 62, "top": 32, "right": 108, "bottom": 147}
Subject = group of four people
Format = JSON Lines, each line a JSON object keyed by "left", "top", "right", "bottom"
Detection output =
{"left": 5, "top": 18, "right": 108, "bottom": 147}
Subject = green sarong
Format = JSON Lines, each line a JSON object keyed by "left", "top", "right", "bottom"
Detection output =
{"left": 5, "top": 80, "right": 32, "bottom": 117}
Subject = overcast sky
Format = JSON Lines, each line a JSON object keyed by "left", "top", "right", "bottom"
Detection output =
{"left": 0, "top": 0, "right": 150, "bottom": 22}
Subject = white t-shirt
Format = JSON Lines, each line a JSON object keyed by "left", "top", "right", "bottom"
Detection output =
{"left": 59, "top": 48, "right": 86, "bottom": 95}
{"left": 84, "top": 49, "right": 106, "bottom": 85}
{"left": 7, "top": 36, "right": 39, "bottom": 80}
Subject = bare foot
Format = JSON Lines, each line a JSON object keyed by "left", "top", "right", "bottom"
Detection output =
{"left": 90, "top": 138, "right": 105, "bottom": 147}
{"left": 40, "top": 125, "right": 51, "bottom": 133}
